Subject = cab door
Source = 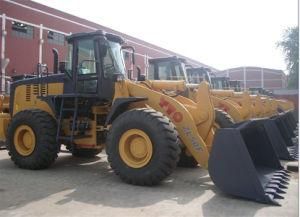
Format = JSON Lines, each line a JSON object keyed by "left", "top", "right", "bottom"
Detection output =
{"left": 75, "top": 39, "right": 99, "bottom": 94}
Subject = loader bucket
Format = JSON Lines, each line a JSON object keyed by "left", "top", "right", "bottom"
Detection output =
{"left": 263, "top": 119, "right": 298, "bottom": 160}
{"left": 209, "top": 119, "right": 290, "bottom": 205}
{"left": 285, "top": 111, "right": 298, "bottom": 135}
{"left": 272, "top": 115, "right": 297, "bottom": 147}
{"left": 285, "top": 111, "right": 297, "bottom": 129}
{"left": 279, "top": 113, "right": 296, "bottom": 137}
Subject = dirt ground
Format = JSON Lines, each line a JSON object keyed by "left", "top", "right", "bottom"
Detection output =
{"left": 0, "top": 150, "right": 298, "bottom": 217}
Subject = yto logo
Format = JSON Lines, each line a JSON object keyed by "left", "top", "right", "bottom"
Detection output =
{"left": 159, "top": 97, "right": 183, "bottom": 123}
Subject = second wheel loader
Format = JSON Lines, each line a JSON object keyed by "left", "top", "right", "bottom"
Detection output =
{"left": 0, "top": 31, "right": 290, "bottom": 205}
{"left": 144, "top": 56, "right": 297, "bottom": 161}
{"left": 185, "top": 65, "right": 298, "bottom": 160}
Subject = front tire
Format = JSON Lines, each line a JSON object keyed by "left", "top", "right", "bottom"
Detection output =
{"left": 214, "top": 108, "right": 234, "bottom": 129}
{"left": 106, "top": 108, "right": 180, "bottom": 186}
{"left": 7, "top": 109, "right": 58, "bottom": 169}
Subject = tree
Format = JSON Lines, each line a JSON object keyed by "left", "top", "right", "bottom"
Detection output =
{"left": 277, "top": 27, "right": 299, "bottom": 89}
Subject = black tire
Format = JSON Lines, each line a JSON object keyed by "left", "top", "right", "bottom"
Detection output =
{"left": 6, "top": 109, "right": 58, "bottom": 169}
{"left": 215, "top": 108, "right": 235, "bottom": 128}
{"left": 177, "top": 149, "right": 198, "bottom": 168}
{"left": 72, "top": 147, "right": 101, "bottom": 158}
{"left": 106, "top": 108, "right": 180, "bottom": 186}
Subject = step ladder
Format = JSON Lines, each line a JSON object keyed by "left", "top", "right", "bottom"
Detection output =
{"left": 56, "top": 97, "right": 79, "bottom": 144}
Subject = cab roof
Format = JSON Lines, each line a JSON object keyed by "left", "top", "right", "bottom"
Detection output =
{"left": 148, "top": 56, "right": 186, "bottom": 64}
{"left": 186, "top": 67, "right": 211, "bottom": 73}
{"left": 66, "top": 30, "right": 125, "bottom": 44}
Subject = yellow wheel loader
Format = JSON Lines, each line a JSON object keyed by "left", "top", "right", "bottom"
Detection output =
{"left": 144, "top": 57, "right": 297, "bottom": 161}
{"left": 185, "top": 66, "right": 298, "bottom": 160}
{"left": 0, "top": 31, "right": 290, "bottom": 205}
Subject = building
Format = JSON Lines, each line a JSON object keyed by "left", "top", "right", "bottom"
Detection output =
{"left": 216, "top": 66, "right": 288, "bottom": 90}
{"left": 0, "top": 0, "right": 217, "bottom": 93}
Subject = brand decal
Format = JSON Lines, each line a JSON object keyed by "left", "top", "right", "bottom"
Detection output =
{"left": 159, "top": 97, "right": 183, "bottom": 122}
{"left": 183, "top": 127, "right": 202, "bottom": 151}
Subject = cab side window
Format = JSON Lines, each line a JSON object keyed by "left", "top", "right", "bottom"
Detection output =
{"left": 77, "top": 39, "right": 96, "bottom": 75}
{"left": 157, "top": 62, "right": 171, "bottom": 80}
{"left": 148, "top": 63, "right": 155, "bottom": 80}
{"left": 77, "top": 39, "right": 97, "bottom": 93}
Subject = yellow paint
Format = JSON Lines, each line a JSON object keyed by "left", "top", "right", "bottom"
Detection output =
{"left": 0, "top": 113, "right": 10, "bottom": 141}
{"left": 122, "top": 80, "right": 211, "bottom": 168}
{"left": 250, "top": 95, "right": 264, "bottom": 118}
{"left": 0, "top": 95, "right": 10, "bottom": 112}
{"left": 211, "top": 95, "right": 244, "bottom": 122}
{"left": 142, "top": 80, "right": 186, "bottom": 92}
{"left": 119, "top": 129, "right": 153, "bottom": 168}
{"left": 14, "top": 125, "right": 36, "bottom": 156}
{"left": 275, "top": 99, "right": 295, "bottom": 112}
{"left": 13, "top": 83, "right": 63, "bottom": 117}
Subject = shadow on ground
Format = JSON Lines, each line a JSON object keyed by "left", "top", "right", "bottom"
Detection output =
{"left": 0, "top": 151, "right": 218, "bottom": 211}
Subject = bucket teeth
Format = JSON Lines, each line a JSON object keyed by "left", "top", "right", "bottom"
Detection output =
{"left": 273, "top": 175, "right": 290, "bottom": 181}
{"left": 269, "top": 180, "right": 288, "bottom": 189}
{"left": 265, "top": 188, "right": 286, "bottom": 197}
{"left": 275, "top": 188, "right": 286, "bottom": 194}
{"left": 284, "top": 169, "right": 291, "bottom": 173}
{"left": 271, "top": 177, "right": 289, "bottom": 185}
{"left": 265, "top": 194, "right": 281, "bottom": 206}
{"left": 270, "top": 192, "right": 285, "bottom": 199}
{"left": 275, "top": 170, "right": 291, "bottom": 176}
{"left": 266, "top": 185, "right": 286, "bottom": 194}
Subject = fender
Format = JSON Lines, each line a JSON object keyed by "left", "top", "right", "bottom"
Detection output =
{"left": 105, "top": 97, "right": 147, "bottom": 125}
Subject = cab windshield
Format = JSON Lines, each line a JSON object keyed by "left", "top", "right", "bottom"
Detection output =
{"left": 148, "top": 61, "right": 186, "bottom": 81}
{"left": 103, "top": 41, "right": 126, "bottom": 77}
{"left": 180, "top": 63, "right": 188, "bottom": 82}
{"left": 187, "top": 69, "right": 211, "bottom": 84}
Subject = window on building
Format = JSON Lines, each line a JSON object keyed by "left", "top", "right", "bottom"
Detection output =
{"left": 11, "top": 21, "right": 34, "bottom": 39}
{"left": 47, "top": 31, "right": 65, "bottom": 45}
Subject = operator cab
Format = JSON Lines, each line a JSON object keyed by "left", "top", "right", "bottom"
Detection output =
{"left": 229, "top": 80, "right": 241, "bottom": 92}
{"left": 186, "top": 67, "right": 212, "bottom": 84}
{"left": 210, "top": 76, "right": 230, "bottom": 90}
{"left": 60, "top": 30, "right": 126, "bottom": 100}
{"left": 147, "top": 56, "right": 188, "bottom": 82}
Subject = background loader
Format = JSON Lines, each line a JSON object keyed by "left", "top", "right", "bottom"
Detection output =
{"left": 144, "top": 56, "right": 298, "bottom": 161}
{"left": 186, "top": 65, "right": 298, "bottom": 161}
{"left": 0, "top": 31, "right": 291, "bottom": 205}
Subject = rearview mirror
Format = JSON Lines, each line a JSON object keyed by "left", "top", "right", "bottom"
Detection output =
{"left": 59, "top": 61, "right": 72, "bottom": 78}
{"left": 122, "top": 45, "right": 135, "bottom": 65}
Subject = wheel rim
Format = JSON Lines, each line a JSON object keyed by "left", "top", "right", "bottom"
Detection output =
{"left": 119, "top": 129, "right": 153, "bottom": 168}
{"left": 14, "top": 125, "right": 36, "bottom": 156}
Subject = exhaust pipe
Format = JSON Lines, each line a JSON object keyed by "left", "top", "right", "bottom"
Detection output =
{"left": 52, "top": 48, "right": 59, "bottom": 74}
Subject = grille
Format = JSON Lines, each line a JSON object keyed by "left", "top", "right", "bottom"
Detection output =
{"left": 33, "top": 84, "right": 39, "bottom": 95}
{"left": 25, "top": 85, "right": 31, "bottom": 101}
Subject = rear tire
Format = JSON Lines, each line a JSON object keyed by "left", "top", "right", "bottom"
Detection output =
{"left": 106, "top": 108, "right": 180, "bottom": 186}
{"left": 7, "top": 109, "right": 58, "bottom": 169}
